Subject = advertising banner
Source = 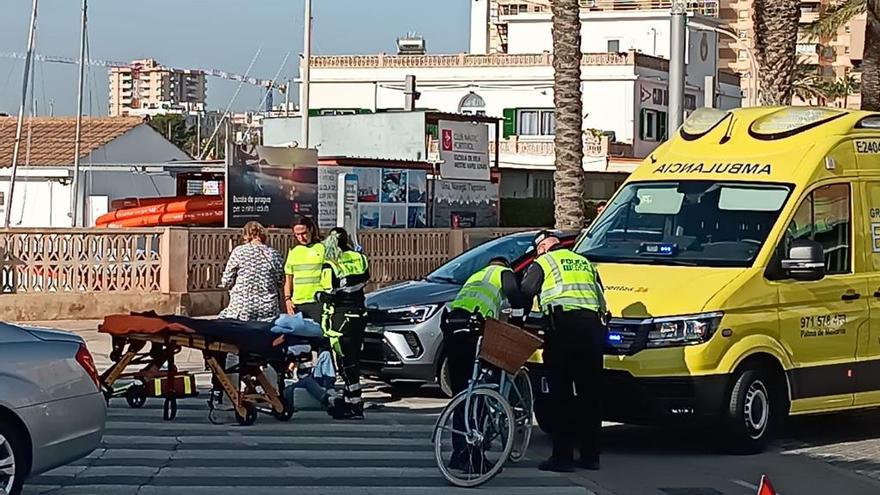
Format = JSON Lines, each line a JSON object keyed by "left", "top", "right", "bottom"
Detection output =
{"left": 226, "top": 145, "right": 318, "bottom": 228}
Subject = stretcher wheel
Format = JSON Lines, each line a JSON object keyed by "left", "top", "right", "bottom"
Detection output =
{"left": 163, "top": 397, "right": 178, "bottom": 421}
{"left": 235, "top": 404, "right": 257, "bottom": 426}
{"left": 125, "top": 384, "right": 147, "bottom": 409}
{"left": 272, "top": 403, "right": 294, "bottom": 422}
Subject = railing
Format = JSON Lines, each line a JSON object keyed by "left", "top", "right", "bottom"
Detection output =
{"left": 430, "top": 135, "right": 618, "bottom": 158}
{"left": 495, "top": 0, "right": 719, "bottom": 17}
{"left": 0, "top": 229, "right": 163, "bottom": 294}
{"left": 185, "top": 227, "right": 534, "bottom": 292}
{"left": 0, "top": 227, "right": 538, "bottom": 296}
{"left": 311, "top": 52, "right": 635, "bottom": 69}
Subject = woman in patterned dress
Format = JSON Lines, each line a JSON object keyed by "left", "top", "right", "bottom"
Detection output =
{"left": 209, "top": 222, "right": 284, "bottom": 404}
{"left": 219, "top": 221, "right": 285, "bottom": 322}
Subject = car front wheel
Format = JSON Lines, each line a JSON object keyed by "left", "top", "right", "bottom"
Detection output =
{"left": 0, "top": 420, "right": 27, "bottom": 495}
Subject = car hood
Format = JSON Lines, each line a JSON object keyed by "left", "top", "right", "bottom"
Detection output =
{"left": 366, "top": 280, "right": 462, "bottom": 310}
{"left": 598, "top": 263, "right": 745, "bottom": 318}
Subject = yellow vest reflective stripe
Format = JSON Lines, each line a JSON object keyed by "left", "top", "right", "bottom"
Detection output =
{"left": 535, "top": 249, "right": 605, "bottom": 313}
{"left": 290, "top": 244, "right": 326, "bottom": 304}
{"left": 449, "top": 265, "right": 510, "bottom": 319}
{"left": 321, "top": 251, "right": 369, "bottom": 293}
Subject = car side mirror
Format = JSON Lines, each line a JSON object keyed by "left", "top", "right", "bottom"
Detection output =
{"left": 781, "top": 239, "right": 825, "bottom": 281}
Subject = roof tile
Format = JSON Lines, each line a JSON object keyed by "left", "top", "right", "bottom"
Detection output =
{"left": 0, "top": 116, "right": 145, "bottom": 167}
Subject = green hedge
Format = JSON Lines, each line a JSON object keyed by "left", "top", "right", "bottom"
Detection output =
{"left": 500, "top": 198, "right": 554, "bottom": 227}
{"left": 500, "top": 198, "right": 606, "bottom": 228}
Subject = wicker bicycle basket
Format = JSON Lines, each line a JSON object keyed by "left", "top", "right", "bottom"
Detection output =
{"left": 479, "top": 318, "right": 544, "bottom": 375}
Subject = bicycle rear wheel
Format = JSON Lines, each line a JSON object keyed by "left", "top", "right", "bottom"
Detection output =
{"left": 433, "top": 388, "right": 514, "bottom": 487}
{"left": 506, "top": 367, "right": 534, "bottom": 463}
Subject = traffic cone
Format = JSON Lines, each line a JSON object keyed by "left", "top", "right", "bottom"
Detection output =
{"left": 757, "top": 474, "right": 776, "bottom": 495}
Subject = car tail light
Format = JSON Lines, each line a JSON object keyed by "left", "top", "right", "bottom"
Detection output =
{"left": 76, "top": 344, "right": 101, "bottom": 391}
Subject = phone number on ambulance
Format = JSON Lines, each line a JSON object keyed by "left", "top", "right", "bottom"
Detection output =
{"left": 800, "top": 314, "right": 847, "bottom": 329}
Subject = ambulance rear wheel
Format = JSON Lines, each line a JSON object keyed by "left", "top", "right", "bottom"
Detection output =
{"left": 723, "top": 366, "right": 781, "bottom": 454}
{"left": 125, "top": 384, "right": 147, "bottom": 409}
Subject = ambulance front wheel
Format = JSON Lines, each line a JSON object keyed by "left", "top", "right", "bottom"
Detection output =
{"left": 723, "top": 365, "right": 785, "bottom": 454}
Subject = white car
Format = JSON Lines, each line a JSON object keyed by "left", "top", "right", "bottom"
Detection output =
{"left": 0, "top": 323, "right": 106, "bottom": 495}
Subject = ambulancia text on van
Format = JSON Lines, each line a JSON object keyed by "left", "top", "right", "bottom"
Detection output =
{"left": 528, "top": 106, "right": 880, "bottom": 453}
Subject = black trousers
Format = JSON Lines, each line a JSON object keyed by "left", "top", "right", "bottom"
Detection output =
{"left": 329, "top": 305, "right": 367, "bottom": 405}
{"left": 441, "top": 309, "right": 482, "bottom": 457}
{"left": 543, "top": 309, "right": 606, "bottom": 463}
{"left": 297, "top": 302, "right": 323, "bottom": 321}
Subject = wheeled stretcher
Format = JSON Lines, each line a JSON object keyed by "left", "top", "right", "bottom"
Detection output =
{"left": 98, "top": 312, "right": 327, "bottom": 426}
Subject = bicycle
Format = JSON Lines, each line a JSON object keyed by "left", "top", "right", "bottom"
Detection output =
{"left": 432, "top": 315, "right": 542, "bottom": 487}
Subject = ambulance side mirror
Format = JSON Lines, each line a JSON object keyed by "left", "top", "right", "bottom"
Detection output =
{"left": 781, "top": 239, "right": 825, "bottom": 281}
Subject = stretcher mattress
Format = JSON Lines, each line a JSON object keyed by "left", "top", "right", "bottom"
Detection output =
{"left": 100, "top": 312, "right": 324, "bottom": 356}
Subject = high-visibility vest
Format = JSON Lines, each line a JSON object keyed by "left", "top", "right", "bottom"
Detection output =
{"left": 535, "top": 249, "right": 605, "bottom": 314}
{"left": 288, "top": 243, "right": 326, "bottom": 304}
{"left": 449, "top": 265, "right": 510, "bottom": 319}
{"left": 321, "top": 250, "right": 369, "bottom": 293}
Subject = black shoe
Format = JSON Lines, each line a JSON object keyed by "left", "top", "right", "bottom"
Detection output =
{"left": 577, "top": 458, "right": 600, "bottom": 470}
{"left": 538, "top": 457, "right": 574, "bottom": 473}
{"left": 206, "top": 389, "right": 223, "bottom": 408}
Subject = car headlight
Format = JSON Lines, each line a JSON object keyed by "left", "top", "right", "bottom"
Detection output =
{"left": 646, "top": 312, "right": 723, "bottom": 348}
{"left": 383, "top": 304, "right": 439, "bottom": 325}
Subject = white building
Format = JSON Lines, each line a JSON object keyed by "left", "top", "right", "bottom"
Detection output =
{"left": 0, "top": 117, "right": 191, "bottom": 227}
{"left": 302, "top": 5, "right": 741, "bottom": 200}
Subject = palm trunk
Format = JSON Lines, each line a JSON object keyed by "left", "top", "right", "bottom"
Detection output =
{"left": 552, "top": 0, "right": 586, "bottom": 230}
{"left": 862, "top": 0, "right": 880, "bottom": 110}
{"left": 753, "top": 0, "right": 801, "bottom": 104}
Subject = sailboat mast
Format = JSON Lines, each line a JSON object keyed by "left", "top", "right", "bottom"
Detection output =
{"left": 70, "top": 0, "right": 87, "bottom": 228}
{"left": 4, "top": 0, "right": 39, "bottom": 228}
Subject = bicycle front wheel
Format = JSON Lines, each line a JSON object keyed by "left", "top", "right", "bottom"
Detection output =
{"left": 507, "top": 367, "right": 534, "bottom": 463}
{"left": 433, "top": 387, "right": 515, "bottom": 487}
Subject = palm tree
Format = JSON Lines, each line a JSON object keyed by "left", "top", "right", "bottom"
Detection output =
{"left": 792, "top": 63, "right": 831, "bottom": 105}
{"left": 753, "top": 0, "right": 802, "bottom": 104}
{"left": 808, "top": 0, "right": 880, "bottom": 110}
{"left": 551, "top": 0, "right": 586, "bottom": 230}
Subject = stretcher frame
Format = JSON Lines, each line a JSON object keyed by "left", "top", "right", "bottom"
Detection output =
{"left": 99, "top": 331, "right": 291, "bottom": 426}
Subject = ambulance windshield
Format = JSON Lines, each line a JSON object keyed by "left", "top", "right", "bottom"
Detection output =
{"left": 577, "top": 181, "right": 791, "bottom": 267}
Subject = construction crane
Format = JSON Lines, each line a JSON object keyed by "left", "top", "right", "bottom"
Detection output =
{"left": 0, "top": 51, "right": 290, "bottom": 99}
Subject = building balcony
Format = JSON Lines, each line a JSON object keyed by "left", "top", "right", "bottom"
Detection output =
{"left": 426, "top": 134, "right": 634, "bottom": 168}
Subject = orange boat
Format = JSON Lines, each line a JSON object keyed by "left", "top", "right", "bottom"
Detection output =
{"left": 96, "top": 195, "right": 224, "bottom": 228}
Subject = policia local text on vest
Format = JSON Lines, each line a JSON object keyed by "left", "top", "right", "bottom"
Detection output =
{"left": 520, "top": 231, "right": 608, "bottom": 473}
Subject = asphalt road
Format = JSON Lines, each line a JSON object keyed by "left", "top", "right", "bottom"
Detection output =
{"left": 22, "top": 319, "right": 880, "bottom": 495}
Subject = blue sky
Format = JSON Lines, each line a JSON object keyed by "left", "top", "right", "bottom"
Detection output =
{"left": 0, "top": 0, "right": 470, "bottom": 116}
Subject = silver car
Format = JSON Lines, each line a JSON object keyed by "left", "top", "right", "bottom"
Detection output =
{"left": 0, "top": 322, "right": 106, "bottom": 495}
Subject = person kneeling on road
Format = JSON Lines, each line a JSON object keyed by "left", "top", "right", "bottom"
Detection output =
{"left": 521, "top": 231, "right": 608, "bottom": 473}
{"left": 440, "top": 256, "right": 523, "bottom": 472}
{"left": 317, "top": 227, "right": 370, "bottom": 420}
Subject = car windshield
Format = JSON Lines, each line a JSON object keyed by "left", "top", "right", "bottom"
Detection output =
{"left": 576, "top": 181, "right": 792, "bottom": 267}
{"left": 426, "top": 233, "right": 535, "bottom": 284}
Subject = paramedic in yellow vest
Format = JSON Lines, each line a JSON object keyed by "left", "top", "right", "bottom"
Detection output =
{"left": 284, "top": 217, "right": 325, "bottom": 320}
{"left": 520, "top": 230, "right": 608, "bottom": 473}
{"left": 318, "top": 227, "right": 370, "bottom": 420}
{"left": 440, "top": 256, "right": 522, "bottom": 472}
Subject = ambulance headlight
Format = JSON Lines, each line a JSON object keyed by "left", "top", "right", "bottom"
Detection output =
{"left": 646, "top": 312, "right": 723, "bottom": 348}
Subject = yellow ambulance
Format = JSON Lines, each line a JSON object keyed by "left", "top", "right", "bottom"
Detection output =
{"left": 529, "top": 106, "right": 880, "bottom": 453}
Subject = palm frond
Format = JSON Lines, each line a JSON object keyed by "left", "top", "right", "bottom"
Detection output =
{"left": 806, "top": 0, "right": 867, "bottom": 40}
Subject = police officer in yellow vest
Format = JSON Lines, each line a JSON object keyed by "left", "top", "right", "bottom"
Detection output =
{"left": 441, "top": 256, "right": 522, "bottom": 471}
{"left": 284, "top": 217, "right": 325, "bottom": 320}
{"left": 318, "top": 227, "right": 370, "bottom": 420}
{"left": 520, "top": 231, "right": 608, "bottom": 473}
